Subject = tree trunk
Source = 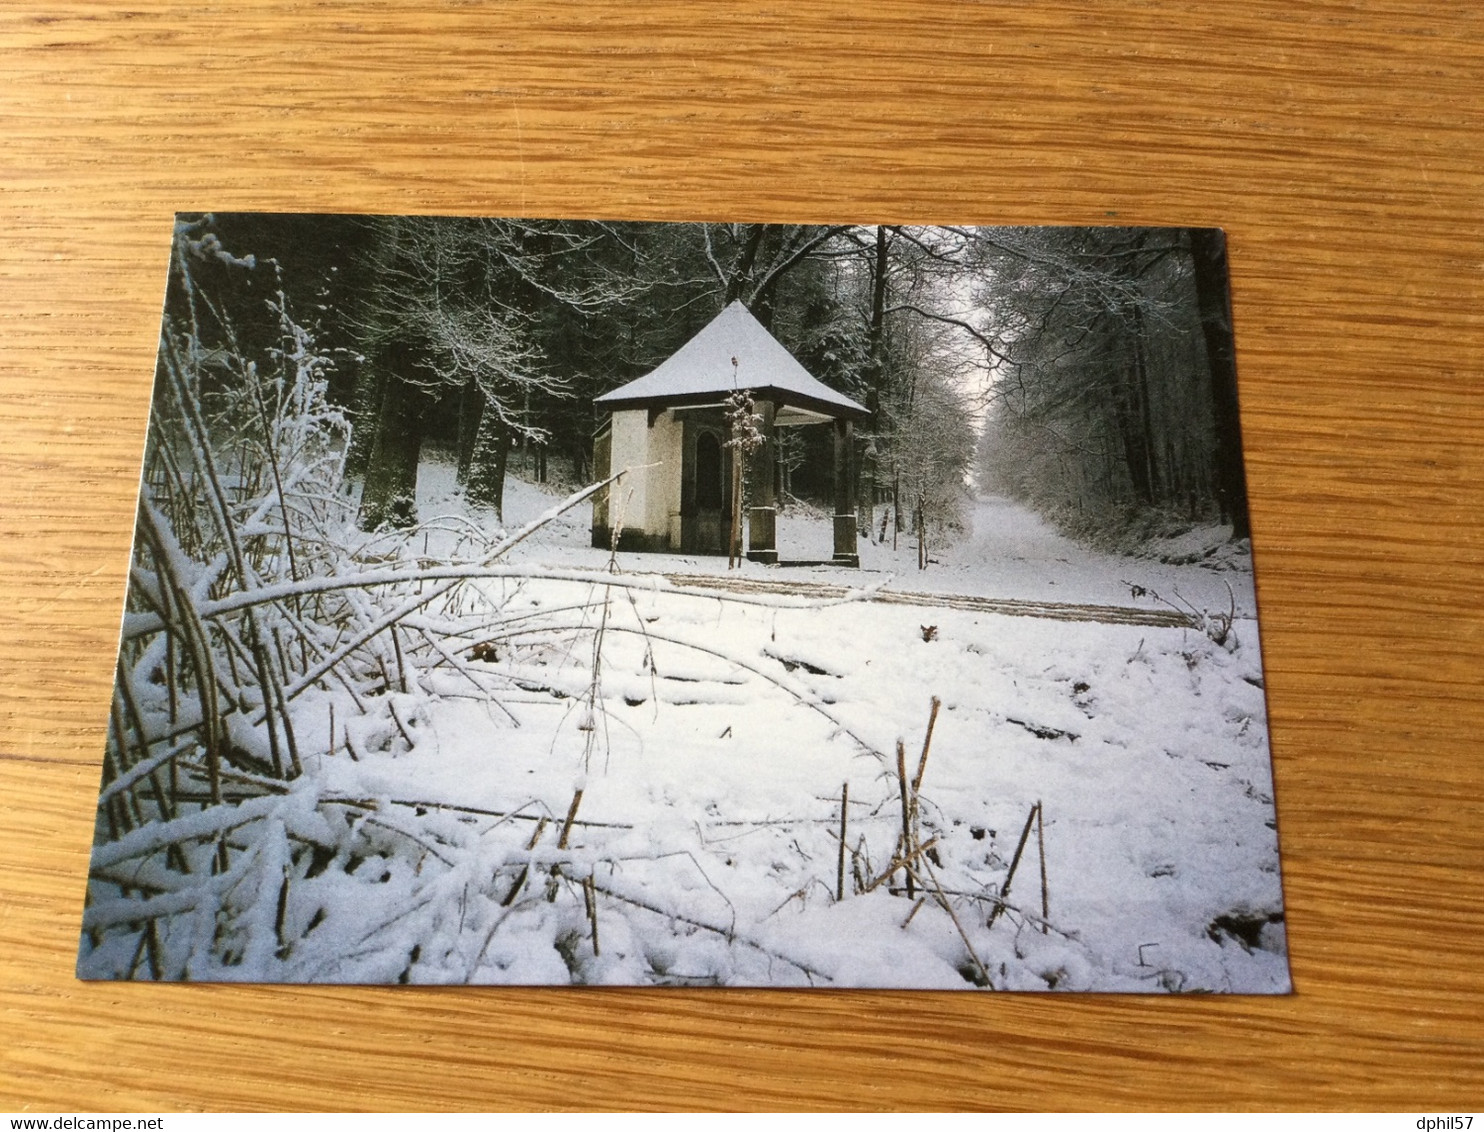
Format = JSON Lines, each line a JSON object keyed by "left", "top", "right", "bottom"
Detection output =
{"left": 342, "top": 365, "right": 385, "bottom": 482}
{"left": 1131, "top": 303, "right": 1162, "bottom": 503}
{"left": 1112, "top": 348, "right": 1155, "bottom": 506}
{"left": 465, "top": 401, "right": 513, "bottom": 522}
{"left": 1189, "top": 229, "right": 1251, "bottom": 540}
{"left": 723, "top": 224, "right": 767, "bottom": 305}
{"left": 728, "top": 453, "right": 744, "bottom": 569}
{"left": 358, "top": 356, "right": 426, "bottom": 531}
{"left": 455, "top": 380, "right": 483, "bottom": 487}
{"left": 864, "top": 225, "right": 889, "bottom": 425}
{"left": 893, "top": 466, "right": 902, "bottom": 544}
{"left": 832, "top": 419, "right": 859, "bottom": 566}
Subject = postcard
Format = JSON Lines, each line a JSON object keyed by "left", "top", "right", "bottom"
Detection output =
{"left": 79, "top": 216, "right": 1289, "bottom": 991}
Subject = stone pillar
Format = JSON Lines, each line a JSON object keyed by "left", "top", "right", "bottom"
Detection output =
{"left": 746, "top": 400, "right": 778, "bottom": 564}
{"left": 832, "top": 418, "right": 859, "bottom": 567}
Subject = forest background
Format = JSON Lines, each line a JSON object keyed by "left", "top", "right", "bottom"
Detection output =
{"left": 180, "top": 216, "right": 1250, "bottom": 550}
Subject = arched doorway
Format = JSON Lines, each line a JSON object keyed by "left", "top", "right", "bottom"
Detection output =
{"left": 690, "top": 429, "right": 725, "bottom": 553}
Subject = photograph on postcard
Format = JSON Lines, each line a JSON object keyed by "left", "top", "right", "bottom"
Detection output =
{"left": 79, "top": 216, "right": 1289, "bottom": 991}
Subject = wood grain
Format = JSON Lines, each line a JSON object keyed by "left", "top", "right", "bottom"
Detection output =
{"left": 2, "top": 0, "right": 1481, "bottom": 1112}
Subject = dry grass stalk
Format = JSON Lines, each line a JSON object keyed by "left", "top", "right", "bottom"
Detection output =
{"left": 583, "top": 875, "right": 601, "bottom": 957}
{"left": 273, "top": 866, "right": 291, "bottom": 959}
{"left": 916, "top": 854, "right": 993, "bottom": 988}
{"left": 391, "top": 624, "right": 408, "bottom": 694}
{"left": 557, "top": 788, "right": 585, "bottom": 850}
{"left": 988, "top": 802, "right": 1040, "bottom": 931}
{"left": 500, "top": 816, "right": 548, "bottom": 908}
{"left": 1037, "top": 798, "right": 1049, "bottom": 934}
{"left": 388, "top": 699, "right": 415, "bottom": 749}
{"left": 900, "top": 897, "right": 926, "bottom": 929}
{"left": 268, "top": 656, "right": 303, "bottom": 777}
{"left": 908, "top": 695, "right": 941, "bottom": 862}
{"left": 525, "top": 816, "right": 550, "bottom": 850}
{"left": 911, "top": 696, "right": 941, "bottom": 798}
{"left": 896, "top": 741, "right": 915, "bottom": 899}
{"left": 836, "top": 780, "right": 849, "bottom": 902}
{"left": 863, "top": 836, "right": 940, "bottom": 894}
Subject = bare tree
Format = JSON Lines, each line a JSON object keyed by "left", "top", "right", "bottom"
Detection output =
{"left": 969, "top": 227, "right": 1244, "bottom": 544}
{"left": 351, "top": 217, "right": 618, "bottom": 527}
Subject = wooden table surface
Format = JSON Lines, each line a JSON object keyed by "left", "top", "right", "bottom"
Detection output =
{"left": 3, "top": 0, "right": 1481, "bottom": 1113}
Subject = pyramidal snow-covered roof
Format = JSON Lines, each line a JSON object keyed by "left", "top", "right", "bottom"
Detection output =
{"left": 594, "top": 301, "right": 868, "bottom": 421}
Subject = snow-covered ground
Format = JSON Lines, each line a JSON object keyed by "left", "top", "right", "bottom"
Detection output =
{"left": 329, "top": 465, "right": 1282, "bottom": 990}
{"left": 81, "top": 461, "right": 1288, "bottom": 992}
{"left": 456, "top": 464, "right": 1258, "bottom": 620}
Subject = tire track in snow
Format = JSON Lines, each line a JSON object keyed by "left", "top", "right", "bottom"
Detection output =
{"left": 657, "top": 572, "right": 1197, "bottom": 629}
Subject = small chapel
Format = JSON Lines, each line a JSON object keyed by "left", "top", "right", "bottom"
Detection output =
{"left": 590, "top": 301, "right": 868, "bottom": 566}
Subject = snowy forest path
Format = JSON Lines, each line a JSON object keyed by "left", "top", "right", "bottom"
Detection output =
{"left": 647, "top": 494, "right": 1218, "bottom": 628}
{"left": 656, "top": 570, "right": 1197, "bottom": 628}
{"left": 962, "top": 495, "right": 1091, "bottom": 563}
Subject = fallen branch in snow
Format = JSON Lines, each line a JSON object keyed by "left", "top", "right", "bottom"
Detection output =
{"left": 122, "top": 560, "right": 879, "bottom": 642}
{"left": 98, "top": 739, "right": 196, "bottom": 806}
{"left": 703, "top": 816, "right": 840, "bottom": 830}
{"left": 88, "top": 794, "right": 289, "bottom": 871}
{"left": 184, "top": 475, "right": 630, "bottom": 731}
{"left": 321, "top": 796, "right": 633, "bottom": 831}
{"left": 588, "top": 880, "right": 833, "bottom": 984}
{"left": 1124, "top": 577, "right": 1237, "bottom": 646}
{"left": 358, "top": 814, "right": 455, "bottom": 868}
{"left": 519, "top": 619, "right": 882, "bottom": 759}
{"left": 406, "top": 624, "right": 522, "bottom": 727}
